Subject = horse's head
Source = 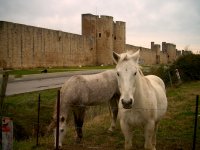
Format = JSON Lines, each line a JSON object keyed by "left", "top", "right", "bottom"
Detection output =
{"left": 113, "top": 50, "right": 140, "bottom": 109}
{"left": 54, "top": 115, "right": 67, "bottom": 148}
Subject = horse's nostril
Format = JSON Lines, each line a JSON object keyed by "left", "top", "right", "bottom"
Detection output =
{"left": 121, "top": 98, "right": 132, "bottom": 109}
{"left": 129, "top": 99, "right": 133, "bottom": 104}
{"left": 121, "top": 99, "right": 125, "bottom": 105}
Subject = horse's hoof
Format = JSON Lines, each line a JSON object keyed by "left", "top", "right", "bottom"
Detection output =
{"left": 107, "top": 129, "right": 113, "bottom": 134}
{"left": 108, "top": 127, "right": 115, "bottom": 133}
{"left": 75, "top": 137, "right": 82, "bottom": 144}
{"left": 54, "top": 146, "right": 62, "bottom": 150}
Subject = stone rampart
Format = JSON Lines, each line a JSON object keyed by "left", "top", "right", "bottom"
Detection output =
{"left": 0, "top": 21, "right": 95, "bottom": 68}
{"left": 0, "top": 14, "right": 185, "bottom": 69}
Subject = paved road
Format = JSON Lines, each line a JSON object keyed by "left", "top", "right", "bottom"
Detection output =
{"left": 6, "top": 70, "right": 106, "bottom": 96}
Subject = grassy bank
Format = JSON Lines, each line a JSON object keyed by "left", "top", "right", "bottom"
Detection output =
{"left": 2, "top": 81, "right": 200, "bottom": 149}
{"left": 7, "top": 66, "right": 115, "bottom": 78}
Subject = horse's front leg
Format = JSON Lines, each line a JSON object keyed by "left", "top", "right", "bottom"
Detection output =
{"left": 144, "top": 120, "right": 156, "bottom": 150}
{"left": 120, "top": 119, "right": 133, "bottom": 150}
{"left": 108, "top": 96, "right": 118, "bottom": 132}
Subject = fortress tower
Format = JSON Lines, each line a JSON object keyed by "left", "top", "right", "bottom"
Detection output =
{"left": 82, "top": 14, "right": 97, "bottom": 38}
{"left": 96, "top": 15, "right": 114, "bottom": 65}
{"left": 82, "top": 14, "right": 125, "bottom": 65}
{"left": 151, "top": 42, "right": 161, "bottom": 64}
{"left": 113, "top": 21, "right": 126, "bottom": 54}
{"left": 162, "top": 42, "right": 177, "bottom": 63}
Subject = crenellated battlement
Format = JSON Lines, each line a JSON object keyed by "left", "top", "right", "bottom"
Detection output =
{"left": 0, "top": 14, "right": 186, "bottom": 69}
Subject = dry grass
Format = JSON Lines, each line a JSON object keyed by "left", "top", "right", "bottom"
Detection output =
{"left": 3, "top": 81, "right": 200, "bottom": 149}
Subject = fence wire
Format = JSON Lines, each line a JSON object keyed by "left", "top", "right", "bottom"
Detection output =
{"left": 1, "top": 96, "right": 200, "bottom": 150}
{"left": 1, "top": 86, "right": 200, "bottom": 150}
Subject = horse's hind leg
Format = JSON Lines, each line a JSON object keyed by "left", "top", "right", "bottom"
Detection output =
{"left": 73, "top": 107, "right": 86, "bottom": 143}
{"left": 108, "top": 95, "right": 119, "bottom": 132}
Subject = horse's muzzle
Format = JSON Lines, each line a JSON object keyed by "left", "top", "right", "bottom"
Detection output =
{"left": 121, "top": 99, "right": 132, "bottom": 109}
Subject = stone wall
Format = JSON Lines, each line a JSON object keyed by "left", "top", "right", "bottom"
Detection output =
{"left": 126, "top": 41, "right": 181, "bottom": 65}
{"left": 0, "top": 13, "right": 185, "bottom": 69}
{"left": 126, "top": 44, "right": 158, "bottom": 65}
{"left": 0, "top": 21, "right": 96, "bottom": 69}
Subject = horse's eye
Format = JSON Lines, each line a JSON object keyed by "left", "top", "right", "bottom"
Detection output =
{"left": 60, "top": 116, "right": 65, "bottom": 122}
{"left": 117, "top": 72, "right": 119, "bottom": 76}
{"left": 134, "top": 72, "right": 137, "bottom": 76}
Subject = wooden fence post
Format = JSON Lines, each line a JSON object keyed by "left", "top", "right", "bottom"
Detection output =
{"left": 168, "top": 71, "right": 173, "bottom": 87}
{"left": 192, "top": 95, "right": 199, "bottom": 150}
{"left": 56, "top": 90, "right": 60, "bottom": 150}
{"left": 0, "top": 71, "right": 9, "bottom": 110}
{"left": 36, "top": 94, "right": 41, "bottom": 146}
{"left": 0, "top": 71, "right": 9, "bottom": 148}
{"left": 2, "top": 117, "right": 13, "bottom": 150}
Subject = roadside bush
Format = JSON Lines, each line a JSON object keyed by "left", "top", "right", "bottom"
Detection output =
{"left": 149, "top": 65, "right": 170, "bottom": 85}
{"left": 2, "top": 92, "right": 55, "bottom": 141}
{"left": 169, "top": 54, "right": 200, "bottom": 81}
{"left": 149, "top": 54, "right": 200, "bottom": 86}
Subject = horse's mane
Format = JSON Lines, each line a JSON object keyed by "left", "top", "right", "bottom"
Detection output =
{"left": 137, "top": 66, "right": 153, "bottom": 88}
{"left": 119, "top": 53, "right": 129, "bottom": 62}
{"left": 136, "top": 65, "right": 144, "bottom": 77}
{"left": 119, "top": 52, "right": 144, "bottom": 77}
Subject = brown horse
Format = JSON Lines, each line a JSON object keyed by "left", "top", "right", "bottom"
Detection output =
{"left": 48, "top": 70, "right": 119, "bottom": 147}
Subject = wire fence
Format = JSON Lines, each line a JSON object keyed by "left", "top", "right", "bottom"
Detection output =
{"left": 1, "top": 86, "right": 200, "bottom": 150}
{"left": 1, "top": 66, "right": 200, "bottom": 150}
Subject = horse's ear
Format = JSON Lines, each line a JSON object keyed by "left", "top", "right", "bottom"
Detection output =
{"left": 135, "top": 49, "right": 140, "bottom": 63}
{"left": 129, "top": 50, "right": 140, "bottom": 63}
{"left": 113, "top": 51, "right": 120, "bottom": 64}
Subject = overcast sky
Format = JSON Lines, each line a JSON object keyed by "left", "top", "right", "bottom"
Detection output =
{"left": 0, "top": 0, "right": 200, "bottom": 53}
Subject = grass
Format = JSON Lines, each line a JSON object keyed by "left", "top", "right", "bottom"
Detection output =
{"left": 6, "top": 65, "right": 152, "bottom": 78}
{"left": 1, "top": 81, "right": 200, "bottom": 149}
{"left": 6, "top": 66, "right": 115, "bottom": 78}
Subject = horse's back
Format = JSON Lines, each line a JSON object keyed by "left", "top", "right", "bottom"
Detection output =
{"left": 81, "top": 70, "right": 118, "bottom": 104}
{"left": 145, "top": 75, "right": 165, "bottom": 92}
{"left": 60, "top": 70, "right": 118, "bottom": 105}
{"left": 60, "top": 75, "right": 88, "bottom": 103}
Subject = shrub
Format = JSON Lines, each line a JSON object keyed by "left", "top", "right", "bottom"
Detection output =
{"left": 169, "top": 54, "right": 200, "bottom": 81}
{"left": 149, "top": 54, "right": 200, "bottom": 86}
{"left": 149, "top": 65, "right": 170, "bottom": 85}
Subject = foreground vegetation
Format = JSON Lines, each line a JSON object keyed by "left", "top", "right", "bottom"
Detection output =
{"left": 2, "top": 81, "right": 200, "bottom": 150}
{"left": 151, "top": 54, "right": 200, "bottom": 86}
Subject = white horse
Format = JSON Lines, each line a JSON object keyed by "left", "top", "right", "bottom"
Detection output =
{"left": 48, "top": 70, "right": 119, "bottom": 148}
{"left": 113, "top": 50, "right": 168, "bottom": 150}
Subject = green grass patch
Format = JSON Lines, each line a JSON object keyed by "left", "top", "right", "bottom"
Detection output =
{"left": 2, "top": 81, "right": 200, "bottom": 149}
{"left": 7, "top": 66, "right": 115, "bottom": 78}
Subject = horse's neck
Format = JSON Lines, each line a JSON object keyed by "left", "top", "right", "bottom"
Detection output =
{"left": 135, "top": 73, "right": 150, "bottom": 97}
{"left": 133, "top": 75, "right": 149, "bottom": 108}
